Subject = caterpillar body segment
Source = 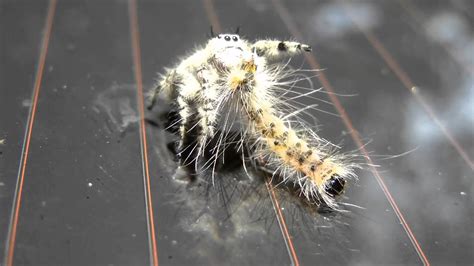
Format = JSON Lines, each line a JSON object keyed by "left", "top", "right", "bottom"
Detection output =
{"left": 252, "top": 39, "right": 312, "bottom": 62}
{"left": 227, "top": 60, "right": 356, "bottom": 207}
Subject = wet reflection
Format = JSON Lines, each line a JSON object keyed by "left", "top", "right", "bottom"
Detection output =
{"left": 310, "top": 2, "right": 380, "bottom": 39}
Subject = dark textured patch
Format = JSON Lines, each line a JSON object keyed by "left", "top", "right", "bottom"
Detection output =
{"left": 324, "top": 174, "right": 346, "bottom": 197}
{"left": 163, "top": 110, "right": 180, "bottom": 134}
{"left": 298, "top": 156, "right": 305, "bottom": 164}
{"left": 278, "top": 42, "right": 287, "bottom": 51}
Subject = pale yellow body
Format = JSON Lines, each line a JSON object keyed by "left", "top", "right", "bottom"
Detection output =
{"left": 151, "top": 33, "right": 356, "bottom": 207}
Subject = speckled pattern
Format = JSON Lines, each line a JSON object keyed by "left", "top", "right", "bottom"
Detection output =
{"left": 1, "top": 0, "right": 472, "bottom": 265}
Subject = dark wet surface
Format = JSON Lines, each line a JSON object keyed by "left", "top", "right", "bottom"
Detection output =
{"left": 1, "top": 0, "right": 473, "bottom": 265}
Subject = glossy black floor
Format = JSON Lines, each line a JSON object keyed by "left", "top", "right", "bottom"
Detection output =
{"left": 1, "top": 0, "right": 473, "bottom": 265}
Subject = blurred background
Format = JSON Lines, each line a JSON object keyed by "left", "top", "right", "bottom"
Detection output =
{"left": 1, "top": 0, "right": 473, "bottom": 265}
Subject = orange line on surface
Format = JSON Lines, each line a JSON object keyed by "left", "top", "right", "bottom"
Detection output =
{"left": 202, "top": 0, "right": 300, "bottom": 264}
{"left": 272, "top": 0, "right": 431, "bottom": 265}
{"left": 337, "top": 0, "right": 473, "bottom": 171}
{"left": 202, "top": 0, "right": 223, "bottom": 33}
{"left": 362, "top": 29, "right": 474, "bottom": 171}
{"left": 5, "top": 0, "right": 57, "bottom": 265}
{"left": 128, "top": 0, "right": 159, "bottom": 265}
{"left": 397, "top": 0, "right": 474, "bottom": 76}
{"left": 265, "top": 179, "right": 300, "bottom": 266}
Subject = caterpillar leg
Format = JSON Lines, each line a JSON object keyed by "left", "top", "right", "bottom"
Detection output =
{"left": 251, "top": 40, "right": 312, "bottom": 62}
{"left": 174, "top": 68, "right": 219, "bottom": 177}
{"left": 194, "top": 68, "right": 219, "bottom": 157}
{"left": 173, "top": 96, "right": 206, "bottom": 180}
{"left": 147, "top": 83, "right": 160, "bottom": 110}
{"left": 147, "top": 68, "right": 180, "bottom": 110}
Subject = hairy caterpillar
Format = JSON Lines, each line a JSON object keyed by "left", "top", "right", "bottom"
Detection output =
{"left": 148, "top": 29, "right": 358, "bottom": 208}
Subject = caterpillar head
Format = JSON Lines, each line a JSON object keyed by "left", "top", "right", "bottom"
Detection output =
{"left": 305, "top": 159, "right": 350, "bottom": 207}
{"left": 207, "top": 32, "right": 252, "bottom": 67}
{"left": 323, "top": 174, "right": 346, "bottom": 197}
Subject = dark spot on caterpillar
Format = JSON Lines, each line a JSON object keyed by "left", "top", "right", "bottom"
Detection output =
{"left": 203, "top": 98, "right": 213, "bottom": 104}
{"left": 305, "top": 150, "right": 313, "bottom": 156}
{"left": 274, "top": 140, "right": 280, "bottom": 146}
{"left": 286, "top": 150, "right": 293, "bottom": 157}
{"left": 324, "top": 174, "right": 346, "bottom": 197}
{"left": 249, "top": 111, "right": 256, "bottom": 120}
{"left": 310, "top": 164, "right": 316, "bottom": 171}
{"left": 256, "top": 48, "right": 265, "bottom": 57}
{"left": 262, "top": 129, "right": 267, "bottom": 135}
{"left": 298, "top": 156, "right": 305, "bottom": 165}
{"left": 269, "top": 122, "right": 275, "bottom": 128}
{"left": 182, "top": 96, "right": 196, "bottom": 105}
{"left": 278, "top": 42, "right": 287, "bottom": 51}
{"left": 295, "top": 142, "right": 301, "bottom": 148}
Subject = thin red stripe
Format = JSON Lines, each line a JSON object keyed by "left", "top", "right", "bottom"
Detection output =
{"left": 266, "top": 180, "right": 300, "bottom": 266}
{"left": 5, "top": 0, "right": 57, "bottom": 265}
{"left": 363, "top": 29, "right": 473, "bottom": 171}
{"left": 202, "top": 0, "right": 223, "bottom": 33}
{"left": 201, "top": 0, "right": 300, "bottom": 264}
{"left": 397, "top": 0, "right": 474, "bottom": 76}
{"left": 272, "top": 0, "right": 430, "bottom": 265}
{"left": 128, "top": 0, "right": 159, "bottom": 265}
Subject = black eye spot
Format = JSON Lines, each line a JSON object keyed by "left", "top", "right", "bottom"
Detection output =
{"left": 224, "top": 35, "right": 231, "bottom": 41}
{"left": 217, "top": 35, "right": 221, "bottom": 39}
{"left": 232, "top": 36, "right": 238, "bottom": 41}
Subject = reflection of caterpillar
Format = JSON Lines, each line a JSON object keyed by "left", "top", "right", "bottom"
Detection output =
{"left": 149, "top": 29, "right": 358, "bottom": 208}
